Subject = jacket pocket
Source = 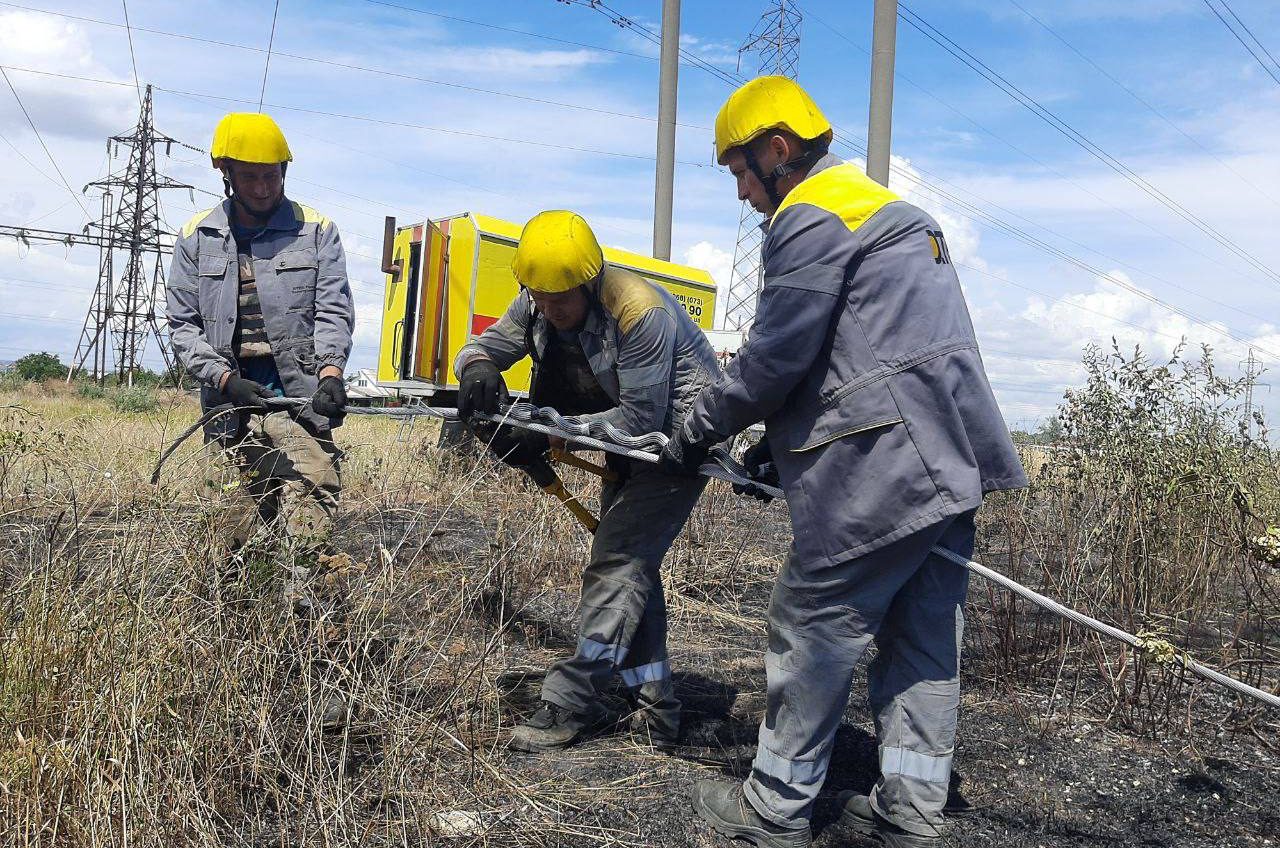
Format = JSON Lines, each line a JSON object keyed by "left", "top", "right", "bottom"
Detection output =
{"left": 273, "top": 249, "right": 319, "bottom": 311}
{"left": 196, "top": 256, "right": 229, "bottom": 321}
{"left": 786, "top": 375, "right": 903, "bottom": 453}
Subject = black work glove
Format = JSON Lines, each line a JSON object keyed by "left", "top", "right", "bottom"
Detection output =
{"left": 311, "top": 374, "right": 347, "bottom": 421}
{"left": 473, "top": 420, "right": 549, "bottom": 468}
{"left": 216, "top": 374, "right": 274, "bottom": 411}
{"left": 657, "top": 430, "right": 710, "bottom": 477}
{"left": 457, "top": 359, "right": 508, "bottom": 420}
{"left": 733, "top": 436, "right": 779, "bottom": 503}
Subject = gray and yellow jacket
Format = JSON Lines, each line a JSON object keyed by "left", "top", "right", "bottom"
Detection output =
{"left": 455, "top": 266, "right": 722, "bottom": 439}
{"left": 166, "top": 198, "right": 354, "bottom": 431}
{"left": 684, "top": 155, "right": 1027, "bottom": 565}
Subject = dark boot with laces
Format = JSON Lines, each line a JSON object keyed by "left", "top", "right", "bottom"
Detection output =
{"left": 691, "top": 780, "right": 811, "bottom": 847}
{"left": 837, "top": 792, "right": 943, "bottom": 847}
{"left": 509, "top": 700, "right": 610, "bottom": 753}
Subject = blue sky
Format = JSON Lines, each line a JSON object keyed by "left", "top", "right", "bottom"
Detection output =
{"left": 2, "top": 0, "right": 1279, "bottom": 426}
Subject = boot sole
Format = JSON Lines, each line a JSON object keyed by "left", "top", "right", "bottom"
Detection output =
{"left": 692, "top": 795, "right": 808, "bottom": 848}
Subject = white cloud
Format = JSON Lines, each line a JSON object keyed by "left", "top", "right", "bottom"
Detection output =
{"left": 683, "top": 239, "right": 733, "bottom": 324}
{"left": 0, "top": 11, "right": 136, "bottom": 141}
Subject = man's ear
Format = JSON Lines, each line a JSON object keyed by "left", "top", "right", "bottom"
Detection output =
{"left": 767, "top": 132, "right": 793, "bottom": 163}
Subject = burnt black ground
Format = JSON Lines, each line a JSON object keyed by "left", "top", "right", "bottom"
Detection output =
{"left": 466, "top": 524, "right": 1278, "bottom": 847}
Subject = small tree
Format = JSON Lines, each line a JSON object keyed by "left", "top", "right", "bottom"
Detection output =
{"left": 13, "top": 352, "right": 67, "bottom": 382}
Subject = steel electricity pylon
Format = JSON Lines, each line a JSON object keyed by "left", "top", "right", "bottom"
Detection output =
{"left": 69, "top": 84, "right": 191, "bottom": 384}
{"left": 722, "top": 0, "right": 802, "bottom": 332}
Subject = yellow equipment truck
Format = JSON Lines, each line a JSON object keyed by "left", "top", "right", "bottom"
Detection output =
{"left": 377, "top": 212, "right": 717, "bottom": 402}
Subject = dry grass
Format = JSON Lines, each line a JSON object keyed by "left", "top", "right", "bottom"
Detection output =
{"left": 0, "top": 382, "right": 782, "bottom": 847}
{"left": 2, "top": 362, "right": 1277, "bottom": 846}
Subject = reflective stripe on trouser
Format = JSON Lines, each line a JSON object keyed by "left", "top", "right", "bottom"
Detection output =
{"left": 540, "top": 465, "right": 706, "bottom": 715}
{"left": 743, "top": 509, "right": 976, "bottom": 836}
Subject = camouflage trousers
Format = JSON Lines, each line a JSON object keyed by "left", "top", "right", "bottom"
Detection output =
{"left": 207, "top": 410, "right": 343, "bottom": 614}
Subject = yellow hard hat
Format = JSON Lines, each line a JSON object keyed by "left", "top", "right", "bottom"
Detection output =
{"left": 210, "top": 112, "right": 293, "bottom": 168}
{"left": 714, "top": 76, "right": 832, "bottom": 165}
{"left": 512, "top": 211, "right": 604, "bottom": 294}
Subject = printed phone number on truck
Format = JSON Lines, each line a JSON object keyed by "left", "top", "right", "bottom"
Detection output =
{"left": 671, "top": 292, "right": 705, "bottom": 319}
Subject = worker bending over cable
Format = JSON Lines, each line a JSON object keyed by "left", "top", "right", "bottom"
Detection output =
{"left": 661, "top": 78, "right": 1028, "bottom": 847}
{"left": 455, "top": 210, "right": 722, "bottom": 752}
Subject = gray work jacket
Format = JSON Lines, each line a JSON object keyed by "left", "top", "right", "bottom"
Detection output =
{"left": 684, "top": 155, "right": 1027, "bottom": 566}
{"left": 166, "top": 198, "right": 354, "bottom": 432}
{"left": 454, "top": 265, "right": 722, "bottom": 439}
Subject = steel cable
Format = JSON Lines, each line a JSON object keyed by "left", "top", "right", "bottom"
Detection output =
{"left": 149, "top": 397, "right": 1280, "bottom": 710}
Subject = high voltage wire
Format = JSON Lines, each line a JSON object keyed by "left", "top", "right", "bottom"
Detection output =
{"left": 1201, "top": 0, "right": 1280, "bottom": 87}
{"left": 0, "top": 1, "right": 709, "bottom": 128}
{"left": 120, "top": 0, "right": 142, "bottom": 105}
{"left": 259, "top": 0, "right": 282, "bottom": 112}
{"left": 0, "top": 66, "right": 92, "bottom": 222}
{"left": 362, "top": 0, "right": 657, "bottom": 61}
{"left": 896, "top": 2, "right": 1280, "bottom": 291}
{"left": 800, "top": 3, "right": 1280, "bottom": 295}
{"left": 562, "top": 1, "right": 1278, "bottom": 359}
{"left": 3, "top": 6, "right": 1269, "bottom": 366}
{"left": 1005, "top": 0, "right": 1280, "bottom": 213}
{"left": 0, "top": 63, "right": 711, "bottom": 167}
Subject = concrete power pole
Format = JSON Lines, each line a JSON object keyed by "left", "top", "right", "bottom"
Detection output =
{"left": 722, "top": 0, "right": 802, "bottom": 331}
{"left": 653, "top": 0, "right": 680, "bottom": 261}
{"left": 867, "top": 0, "right": 898, "bottom": 187}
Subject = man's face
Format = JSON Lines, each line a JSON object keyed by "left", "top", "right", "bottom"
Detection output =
{"left": 528, "top": 286, "right": 589, "bottom": 332}
{"left": 724, "top": 142, "right": 780, "bottom": 216}
{"left": 225, "top": 161, "right": 284, "bottom": 217}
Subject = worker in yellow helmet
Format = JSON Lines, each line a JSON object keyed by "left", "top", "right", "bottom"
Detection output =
{"left": 454, "top": 210, "right": 723, "bottom": 752}
{"left": 663, "top": 77, "right": 1027, "bottom": 847}
{"left": 166, "top": 113, "right": 356, "bottom": 728}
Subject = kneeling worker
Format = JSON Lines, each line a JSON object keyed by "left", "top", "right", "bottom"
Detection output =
{"left": 454, "top": 210, "right": 722, "bottom": 751}
{"left": 664, "top": 78, "right": 1027, "bottom": 846}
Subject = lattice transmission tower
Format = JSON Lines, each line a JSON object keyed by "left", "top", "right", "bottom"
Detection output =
{"left": 69, "top": 85, "right": 191, "bottom": 384}
{"left": 722, "top": 0, "right": 802, "bottom": 332}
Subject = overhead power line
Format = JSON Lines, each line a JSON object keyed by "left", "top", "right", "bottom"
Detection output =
{"left": 120, "top": 0, "right": 142, "bottom": 104}
{"left": 259, "top": 0, "right": 282, "bottom": 111}
{"left": 0, "top": 66, "right": 92, "bottom": 222}
{"left": 1201, "top": 0, "right": 1280, "bottom": 87}
{"left": 0, "top": 63, "right": 710, "bottom": 167}
{"left": 0, "top": 1, "right": 709, "bottom": 128}
{"left": 1006, "top": 0, "right": 1280, "bottom": 213}
{"left": 896, "top": 2, "right": 1280, "bottom": 291}
{"left": 558, "top": 2, "right": 1276, "bottom": 359}
{"left": 801, "top": 3, "right": 1280, "bottom": 297}
{"left": 362, "top": 0, "right": 657, "bottom": 61}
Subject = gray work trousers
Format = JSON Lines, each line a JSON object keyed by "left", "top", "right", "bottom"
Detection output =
{"left": 743, "top": 508, "right": 977, "bottom": 838}
{"left": 540, "top": 462, "right": 706, "bottom": 720}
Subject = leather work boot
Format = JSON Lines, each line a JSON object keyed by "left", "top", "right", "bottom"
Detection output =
{"left": 837, "top": 792, "right": 942, "bottom": 847}
{"left": 691, "top": 780, "right": 811, "bottom": 848}
{"left": 509, "top": 700, "right": 610, "bottom": 753}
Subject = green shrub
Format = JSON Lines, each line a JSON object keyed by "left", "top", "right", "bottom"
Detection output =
{"left": 111, "top": 385, "right": 159, "bottom": 414}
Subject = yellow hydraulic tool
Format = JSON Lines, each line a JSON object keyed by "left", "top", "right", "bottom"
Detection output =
{"left": 549, "top": 448, "right": 619, "bottom": 482}
{"left": 522, "top": 455, "right": 601, "bottom": 533}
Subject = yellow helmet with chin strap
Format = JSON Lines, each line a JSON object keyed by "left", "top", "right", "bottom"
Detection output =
{"left": 714, "top": 76, "right": 832, "bottom": 207}
{"left": 714, "top": 76, "right": 832, "bottom": 164}
{"left": 210, "top": 112, "right": 293, "bottom": 168}
{"left": 512, "top": 210, "right": 605, "bottom": 294}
